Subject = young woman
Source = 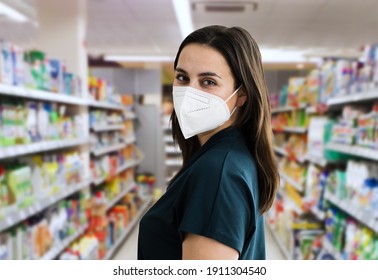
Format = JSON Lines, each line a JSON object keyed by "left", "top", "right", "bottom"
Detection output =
{"left": 138, "top": 25, "right": 279, "bottom": 260}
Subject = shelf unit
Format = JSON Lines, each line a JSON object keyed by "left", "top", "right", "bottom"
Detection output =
{"left": 0, "top": 179, "right": 91, "bottom": 232}
{"left": 265, "top": 221, "right": 292, "bottom": 259}
{"left": 162, "top": 115, "right": 182, "bottom": 184}
{"left": 0, "top": 138, "right": 90, "bottom": 160}
{"left": 105, "top": 196, "right": 152, "bottom": 260}
{"left": 40, "top": 223, "right": 88, "bottom": 260}
{"left": 270, "top": 77, "right": 378, "bottom": 260}
{"left": 0, "top": 84, "right": 87, "bottom": 106}
{"left": 0, "top": 79, "right": 146, "bottom": 260}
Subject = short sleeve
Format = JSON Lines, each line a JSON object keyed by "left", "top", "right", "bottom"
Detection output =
{"left": 178, "top": 161, "right": 255, "bottom": 255}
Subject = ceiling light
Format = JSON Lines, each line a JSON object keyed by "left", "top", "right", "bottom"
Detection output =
{"left": 0, "top": 2, "right": 29, "bottom": 22}
{"left": 260, "top": 48, "right": 314, "bottom": 63}
{"left": 104, "top": 55, "right": 175, "bottom": 62}
{"left": 172, "top": 0, "right": 194, "bottom": 39}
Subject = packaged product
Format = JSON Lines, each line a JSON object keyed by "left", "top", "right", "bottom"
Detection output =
{"left": 0, "top": 40, "right": 14, "bottom": 85}
{"left": 11, "top": 44, "right": 24, "bottom": 86}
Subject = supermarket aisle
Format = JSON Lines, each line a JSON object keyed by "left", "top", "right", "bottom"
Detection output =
{"left": 113, "top": 223, "right": 286, "bottom": 260}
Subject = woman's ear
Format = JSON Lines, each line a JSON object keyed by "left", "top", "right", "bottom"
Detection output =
{"left": 236, "top": 87, "right": 247, "bottom": 107}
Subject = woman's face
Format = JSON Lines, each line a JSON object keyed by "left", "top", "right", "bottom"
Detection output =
{"left": 173, "top": 43, "right": 241, "bottom": 143}
{"left": 173, "top": 43, "right": 237, "bottom": 112}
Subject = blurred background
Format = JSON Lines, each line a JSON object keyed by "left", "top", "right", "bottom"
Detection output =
{"left": 0, "top": 0, "right": 378, "bottom": 260}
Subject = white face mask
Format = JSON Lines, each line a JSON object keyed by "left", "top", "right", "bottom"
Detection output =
{"left": 172, "top": 85, "right": 241, "bottom": 139}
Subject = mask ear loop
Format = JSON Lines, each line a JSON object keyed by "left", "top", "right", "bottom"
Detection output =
{"left": 225, "top": 85, "right": 242, "bottom": 117}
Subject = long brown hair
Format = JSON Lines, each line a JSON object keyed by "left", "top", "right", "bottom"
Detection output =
{"left": 171, "top": 25, "right": 279, "bottom": 213}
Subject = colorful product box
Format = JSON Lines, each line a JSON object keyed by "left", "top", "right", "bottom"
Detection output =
{"left": 49, "top": 59, "right": 63, "bottom": 93}
{"left": 0, "top": 40, "right": 14, "bottom": 85}
{"left": 11, "top": 45, "right": 24, "bottom": 86}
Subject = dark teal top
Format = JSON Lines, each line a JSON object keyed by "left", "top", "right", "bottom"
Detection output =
{"left": 138, "top": 127, "right": 265, "bottom": 260}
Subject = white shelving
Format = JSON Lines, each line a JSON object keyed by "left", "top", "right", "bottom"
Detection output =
{"left": 324, "top": 191, "right": 378, "bottom": 234}
{"left": 91, "top": 124, "right": 124, "bottom": 132}
{"left": 165, "top": 146, "right": 181, "bottom": 154}
{"left": 271, "top": 103, "right": 307, "bottom": 114}
{"left": 327, "top": 90, "right": 378, "bottom": 106}
{"left": 281, "top": 127, "right": 308, "bottom": 134}
{"left": 304, "top": 153, "right": 328, "bottom": 167}
{"left": 322, "top": 238, "right": 342, "bottom": 260}
{"left": 40, "top": 223, "right": 88, "bottom": 260}
{"left": 265, "top": 222, "right": 292, "bottom": 260}
{"left": 273, "top": 146, "right": 288, "bottom": 157}
{"left": 326, "top": 142, "right": 378, "bottom": 161}
{"left": 125, "top": 134, "right": 137, "bottom": 145}
{"left": 0, "top": 179, "right": 91, "bottom": 232}
{"left": 106, "top": 182, "right": 137, "bottom": 211}
{"left": 0, "top": 84, "right": 87, "bottom": 106}
{"left": 87, "top": 100, "right": 124, "bottom": 111}
{"left": 91, "top": 143, "right": 126, "bottom": 157}
{"left": 124, "top": 111, "right": 136, "bottom": 120}
{"left": 92, "top": 158, "right": 142, "bottom": 186}
{"left": 279, "top": 171, "right": 304, "bottom": 192}
{"left": 0, "top": 138, "right": 90, "bottom": 160}
{"left": 105, "top": 196, "right": 153, "bottom": 260}
{"left": 310, "top": 206, "right": 326, "bottom": 221}
{"left": 166, "top": 159, "right": 183, "bottom": 166}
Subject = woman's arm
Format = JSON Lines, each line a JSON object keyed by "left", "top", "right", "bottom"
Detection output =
{"left": 182, "top": 233, "right": 239, "bottom": 260}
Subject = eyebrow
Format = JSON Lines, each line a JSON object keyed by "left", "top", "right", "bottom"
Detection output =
{"left": 175, "top": 67, "right": 222, "bottom": 79}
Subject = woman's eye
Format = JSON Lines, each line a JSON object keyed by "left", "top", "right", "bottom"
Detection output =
{"left": 175, "top": 74, "right": 188, "bottom": 82}
{"left": 203, "top": 79, "right": 216, "bottom": 86}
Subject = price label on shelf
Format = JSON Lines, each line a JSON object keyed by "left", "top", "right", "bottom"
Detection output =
{"left": 19, "top": 210, "right": 27, "bottom": 220}
{"left": 6, "top": 216, "right": 13, "bottom": 226}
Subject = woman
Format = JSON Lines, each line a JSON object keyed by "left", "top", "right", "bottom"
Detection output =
{"left": 138, "top": 25, "right": 279, "bottom": 260}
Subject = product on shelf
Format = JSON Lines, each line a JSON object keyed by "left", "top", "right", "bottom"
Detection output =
{"left": 88, "top": 73, "right": 121, "bottom": 106}
{"left": 325, "top": 207, "right": 378, "bottom": 260}
{"left": 0, "top": 98, "right": 85, "bottom": 147}
{"left": 0, "top": 39, "right": 81, "bottom": 95}
{"left": 0, "top": 191, "right": 88, "bottom": 260}
{"left": 62, "top": 183, "right": 147, "bottom": 260}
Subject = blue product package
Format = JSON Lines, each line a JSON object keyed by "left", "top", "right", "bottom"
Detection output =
{"left": 0, "top": 41, "right": 14, "bottom": 85}
{"left": 64, "top": 72, "right": 73, "bottom": 95}
{"left": 49, "top": 59, "right": 62, "bottom": 93}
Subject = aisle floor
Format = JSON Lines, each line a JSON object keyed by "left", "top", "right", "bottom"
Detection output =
{"left": 112, "top": 224, "right": 286, "bottom": 260}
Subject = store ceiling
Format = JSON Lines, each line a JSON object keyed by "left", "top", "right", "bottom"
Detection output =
{"left": 0, "top": 0, "right": 377, "bottom": 61}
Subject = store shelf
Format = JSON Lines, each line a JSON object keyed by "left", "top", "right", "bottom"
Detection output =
{"left": 40, "top": 223, "right": 88, "bottom": 260}
{"left": 0, "top": 179, "right": 91, "bottom": 232}
{"left": 265, "top": 222, "right": 292, "bottom": 260}
{"left": 277, "top": 189, "right": 304, "bottom": 215}
{"left": 124, "top": 111, "right": 136, "bottom": 120}
{"left": 310, "top": 206, "right": 326, "bottom": 221}
{"left": 0, "top": 138, "right": 90, "bottom": 160}
{"left": 304, "top": 153, "right": 328, "bottom": 167}
{"left": 91, "top": 124, "right": 124, "bottom": 132}
{"left": 322, "top": 238, "right": 342, "bottom": 260}
{"left": 92, "top": 158, "right": 142, "bottom": 186}
{"left": 271, "top": 104, "right": 307, "bottom": 114}
{"left": 105, "top": 196, "right": 153, "bottom": 260}
{"left": 106, "top": 182, "right": 138, "bottom": 211}
{"left": 273, "top": 146, "right": 288, "bottom": 157}
{"left": 87, "top": 100, "right": 124, "bottom": 111}
{"left": 324, "top": 191, "right": 378, "bottom": 234}
{"left": 163, "top": 125, "right": 172, "bottom": 131}
{"left": 166, "top": 159, "right": 183, "bottom": 166}
{"left": 273, "top": 127, "right": 308, "bottom": 134}
{"left": 327, "top": 89, "right": 378, "bottom": 106}
{"left": 125, "top": 134, "right": 137, "bottom": 145}
{"left": 326, "top": 142, "right": 378, "bottom": 161}
{"left": 164, "top": 136, "right": 174, "bottom": 144}
{"left": 279, "top": 171, "right": 304, "bottom": 192}
{"left": 165, "top": 146, "right": 181, "bottom": 154}
{"left": 0, "top": 83, "right": 87, "bottom": 106}
{"left": 91, "top": 143, "right": 126, "bottom": 157}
